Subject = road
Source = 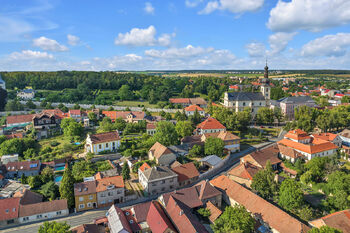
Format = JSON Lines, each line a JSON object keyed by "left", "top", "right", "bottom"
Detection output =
{"left": 1, "top": 141, "right": 276, "bottom": 233}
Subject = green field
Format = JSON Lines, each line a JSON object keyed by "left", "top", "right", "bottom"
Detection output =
{"left": 115, "top": 100, "right": 159, "bottom": 108}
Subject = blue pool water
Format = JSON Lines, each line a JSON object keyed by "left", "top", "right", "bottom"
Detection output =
{"left": 74, "top": 142, "right": 81, "bottom": 145}
{"left": 55, "top": 166, "right": 65, "bottom": 171}
{"left": 54, "top": 176, "right": 62, "bottom": 182}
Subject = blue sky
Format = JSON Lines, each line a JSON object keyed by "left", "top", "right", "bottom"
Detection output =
{"left": 1, "top": 0, "right": 350, "bottom": 71}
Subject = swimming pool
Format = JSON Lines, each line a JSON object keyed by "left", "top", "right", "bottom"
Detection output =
{"left": 54, "top": 176, "right": 62, "bottom": 183}
{"left": 55, "top": 166, "right": 65, "bottom": 171}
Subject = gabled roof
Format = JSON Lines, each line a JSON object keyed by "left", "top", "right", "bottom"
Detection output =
{"left": 89, "top": 131, "right": 120, "bottom": 144}
{"left": 132, "top": 201, "right": 152, "bottom": 223}
{"left": 242, "top": 145, "right": 281, "bottom": 167}
{"left": 5, "top": 160, "right": 41, "bottom": 172}
{"left": 309, "top": 209, "right": 350, "bottom": 232}
{"left": 200, "top": 155, "right": 222, "bottom": 167}
{"left": 196, "top": 180, "right": 222, "bottom": 200}
{"left": 279, "top": 96, "right": 315, "bottom": 104}
{"left": 278, "top": 144, "right": 303, "bottom": 159}
{"left": 189, "top": 98, "right": 207, "bottom": 106}
{"left": 210, "top": 175, "right": 310, "bottom": 233}
{"left": 142, "top": 166, "right": 177, "bottom": 181}
{"left": 139, "top": 163, "right": 151, "bottom": 172}
{"left": 166, "top": 196, "right": 208, "bottom": 233}
{"left": 146, "top": 201, "right": 177, "bottom": 233}
{"left": 41, "top": 109, "right": 65, "bottom": 119}
{"left": 206, "top": 201, "right": 222, "bottom": 223}
{"left": 13, "top": 189, "right": 43, "bottom": 205}
{"left": 146, "top": 123, "right": 156, "bottom": 129}
{"left": 102, "top": 111, "right": 146, "bottom": 121}
{"left": 228, "top": 162, "right": 261, "bottom": 180}
{"left": 107, "top": 205, "right": 133, "bottom": 233}
{"left": 74, "top": 180, "right": 96, "bottom": 196}
{"left": 169, "top": 98, "right": 191, "bottom": 104}
{"left": 171, "top": 162, "right": 199, "bottom": 183}
{"left": 312, "top": 133, "right": 339, "bottom": 142}
{"left": 284, "top": 129, "right": 311, "bottom": 141}
{"left": 196, "top": 117, "right": 226, "bottom": 130}
{"left": 203, "top": 131, "right": 240, "bottom": 141}
{"left": 149, "top": 142, "right": 174, "bottom": 159}
{"left": 69, "top": 109, "right": 81, "bottom": 115}
{"left": 19, "top": 199, "right": 68, "bottom": 217}
{"left": 227, "top": 92, "right": 266, "bottom": 101}
{"left": 184, "top": 105, "right": 204, "bottom": 112}
{"left": 6, "top": 114, "right": 35, "bottom": 125}
{"left": 0, "top": 197, "right": 20, "bottom": 221}
{"left": 71, "top": 224, "right": 100, "bottom": 233}
{"left": 96, "top": 175, "right": 124, "bottom": 192}
{"left": 278, "top": 138, "right": 338, "bottom": 154}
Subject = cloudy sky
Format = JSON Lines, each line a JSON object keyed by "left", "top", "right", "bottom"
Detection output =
{"left": 1, "top": 0, "right": 350, "bottom": 71}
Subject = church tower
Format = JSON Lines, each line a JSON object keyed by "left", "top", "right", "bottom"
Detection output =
{"left": 260, "top": 60, "right": 270, "bottom": 100}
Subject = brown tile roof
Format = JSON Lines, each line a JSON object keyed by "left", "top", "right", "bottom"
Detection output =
{"left": 284, "top": 129, "right": 311, "bottom": 141}
{"left": 184, "top": 105, "right": 204, "bottom": 111}
{"left": 132, "top": 201, "right": 152, "bottom": 223}
{"left": 171, "top": 162, "right": 199, "bottom": 183}
{"left": 242, "top": 145, "right": 281, "bottom": 168}
{"left": 181, "top": 135, "right": 202, "bottom": 145}
{"left": 228, "top": 162, "right": 261, "bottom": 180}
{"left": 196, "top": 117, "right": 226, "bottom": 130}
{"left": 96, "top": 175, "right": 124, "bottom": 192}
{"left": 196, "top": 180, "right": 222, "bottom": 200}
{"left": 5, "top": 160, "right": 41, "bottom": 172}
{"left": 19, "top": 199, "right": 68, "bottom": 217}
{"left": 170, "top": 161, "right": 182, "bottom": 169}
{"left": 0, "top": 197, "right": 20, "bottom": 221}
{"left": 89, "top": 131, "right": 120, "bottom": 144}
{"left": 147, "top": 201, "right": 177, "bottom": 233}
{"left": 210, "top": 175, "right": 310, "bottom": 233}
{"left": 149, "top": 142, "right": 174, "bottom": 159}
{"left": 6, "top": 114, "right": 35, "bottom": 125}
{"left": 166, "top": 196, "right": 208, "bottom": 233}
{"left": 278, "top": 138, "right": 338, "bottom": 154}
{"left": 41, "top": 109, "right": 65, "bottom": 119}
{"left": 146, "top": 123, "right": 156, "bottom": 129}
{"left": 69, "top": 109, "right": 82, "bottom": 116}
{"left": 13, "top": 189, "right": 43, "bottom": 205}
{"left": 74, "top": 180, "right": 96, "bottom": 196}
{"left": 102, "top": 111, "right": 146, "bottom": 121}
{"left": 189, "top": 98, "right": 207, "bottom": 106}
{"left": 310, "top": 209, "right": 350, "bottom": 232}
{"left": 169, "top": 98, "right": 191, "bottom": 104}
{"left": 312, "top": 133, "right": 339, "bottom": 142}
{"left": 71, "top": 224, "right": 100, "bottom": 233}
{"left": 206, "top": 201, "right": 222, "bottom": 223}
{"left": 339, "top": 129, "right": 350, "bottom": 138}
{"left": 203, "top": 131, "right": 240, "bottom": 141}
{"left": 278, "top": 144, "right": 303, "bottom": 159}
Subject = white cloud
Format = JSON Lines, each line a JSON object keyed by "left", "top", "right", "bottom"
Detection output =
{"left": 268, "top": 32, "right": 297, "bottom": 55}
{"left": 185, "top": 0, "right": 203, "bottom": 8}
{"left": 33, "top": 36, "right": 68, "bottom": 52}
{"left": 301, "top": 33, "right": 350, "bottom": 57}
{"left": 199, "top": 0, "right": 264, "bottom": 14}
{"left": 246, "top": 42, "right": 266, "bottom": 57}
{"left": 144, "top": 2, "right": 155, "bottom": 15}
{"left": 267, "top": 0, "right": 350, "bottom": 32}
{"left": 9, "top": 50, "right": 54, "bottom": 60}
{"left": 145, "top": 45, "right": 214, "bottom": 58}
{"left": 67, "top": 34, "right": 80, "bottom": 46}
{"left": 114, "top": 26, "right": 174, "bottom": 47}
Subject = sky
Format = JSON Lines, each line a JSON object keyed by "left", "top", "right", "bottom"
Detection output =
{"left": 1, "top": 0, "right": 350, "bottom": 71}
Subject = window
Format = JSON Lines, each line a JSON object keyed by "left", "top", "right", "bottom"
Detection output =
{"left": 161, "top": 180, "right": 165, "bottom": 184}
{"left": 113, "top": 142, "right": 115, "bottom": 146}
{"left": 23, "top": 217, "right": 29, "bottom": 221}
{"left": 5, "top": 209, "right": 9, "bottom": 213}
{"left": 106, "top": 143, "right": 108, "bottom": 148}
{"left": 87, "top": 203, "right": 92, "bottom": 207}
{"left": 7, "top": 220, "right": 14, "bottom": 224}
{"left": 56, "top": 211, "right": 62, "bottom": 215}
{"left": 36, "top": 215, "right": 42, "bottom": 219}
{"left": 161, "top": 187, "right": 165, "bottom": 191}
{"left": 108, "top": 199, "right": 113, "bottom": 203}
{"left": 89, "top": 195, "right": 93, "bottom": 200}
{"left": 79, "top": 197, "right": 84, "bottom": 202}
{"left": 79, "top": 204, "right": 85, "bottom": 209}
{"left": 99, "top": 145, "right": 102, "bottom": 149}
{"left": 243, "top": 102, "right": 246, "bottom": 106}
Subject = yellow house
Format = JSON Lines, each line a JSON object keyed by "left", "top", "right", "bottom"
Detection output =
{"left": 74, "top": 180, "right": 97, "bottom": 212}
{"left": 85, "top": 131, "right": 121, "bottom": 154}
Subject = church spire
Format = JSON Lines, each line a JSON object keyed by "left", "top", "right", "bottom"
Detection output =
{"left": 264, "top": 58, "right": 268, "bottom": 79}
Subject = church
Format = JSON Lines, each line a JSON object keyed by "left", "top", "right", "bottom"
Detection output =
{"left": 223, "top": 63, "right": 270, "bottom": 116}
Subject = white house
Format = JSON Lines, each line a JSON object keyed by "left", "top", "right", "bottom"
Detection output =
{"left": 85, "top": 131, "right": 121, "bottom": 154}
{"left": 17, "top": 89, "right": 36, "bottom": 100}
{"left": 194, "top": 117, "right": 226, "bottom": 135}
{"left": 184, "top": 105, "right": 205, "bottom": 116}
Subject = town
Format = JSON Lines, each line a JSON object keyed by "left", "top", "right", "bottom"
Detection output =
{"left": 0, "top": 63, "right": 350, "bottom": 233}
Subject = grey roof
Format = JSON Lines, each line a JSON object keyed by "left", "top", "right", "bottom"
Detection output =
{"left": 279, "top": 96, "right": 315, "bottom": 104}
{"left": 142, "top": 166, "right": 177, "bottom": 181}
{"left": 200, "top": 155, "right": 222, "bottom": 167}
{"left": 21, "top": 89, "right": 35, "bottom": 93}
{"left": 227, "top": 92, "right": 266, "bottom": 101}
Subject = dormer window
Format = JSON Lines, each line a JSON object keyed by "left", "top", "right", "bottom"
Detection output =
{"left": 79, "top": 188, "right": 82, "bottom": 192}
{"left": 5, "top": 209, "right": 9, "bottom": 213}
{"left": 125, "top": 212, "right": 130, "bottom": 216}
{"left": 84, "top": 187, "right": 88, "bottom": 191}
{"left": 107, "top": 185, "right": 115, "bottom": 189}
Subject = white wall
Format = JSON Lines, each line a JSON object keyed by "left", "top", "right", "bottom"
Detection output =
{"left": 18, "top": 209, "right": 69, "bottom": 224}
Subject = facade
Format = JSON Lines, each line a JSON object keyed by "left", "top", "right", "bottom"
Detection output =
{"left": 74, "top": 180, "right": 98, "bottom": 212}
{"left": 146, "top": 123, "right": 156, "bottom": 135}
{"left": 17, "top": 89, "right": 35, "bottom": 100}
{"left": 184, "top": 105, "right": 205, "bottom": 116}
{"left": 194, "top": 117, "right": 226, "bottom": 135}
{"left": 32, "top": 112, "right": 60, "bottom": 139}
{"left": 279, "top": 96, "right": 316, "bottom": 120}
{"left": 148, "top": 142, "right": 176, "bottom": 166}
{"left": 96, "top": 175, "right": 125, "bottom": 207}
{"left": 4, "top": 161, "right": 41, "bottom": 178}
{"left": 138, "top": 166, "right": 178, "bottom": 195}
{"left": 0, "top": 74, "right": 5, "bottom": 90}
{"left": 0, "top": 197, "right": 20, "bottom": 228}
{"left": 85, "top": 131, "right": 121, "bottom": 154}
{"left": 201, "top": 131, "right": 240, "bottom": 152}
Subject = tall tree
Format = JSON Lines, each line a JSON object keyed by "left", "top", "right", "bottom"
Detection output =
{"left": 122, "top": 162, "right": 130, "bottom": 180}
{"left": 0, "top": 88, "right": 7, "bottom": 111}
{"left": 153, "top": 121, "right": 178, "bottom": 146}
{"left": 204, "top": 137, "right": 224, "bottom": 157}
{"left": 251, "top": 161, "right": 278, "bottom": 199}
{"left": 118, "top": 84, "right": 133, "bottom": 101}
{"left": 278, "top": 179, "right": 304, "bottom": 211}
{"left": 59, "top": 168, "right": 75, "bottom": 209}
{"left": 38, "top": 221, "right": 71, "bottom": 233}
{"left": 175, "top": 121, "right": 194, "bottom": 138}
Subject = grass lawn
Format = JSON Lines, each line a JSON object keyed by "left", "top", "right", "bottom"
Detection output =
{"left": 115, "top": 100, "right": 158, "bottom": 108}
{"left": 39, "top": 135, "right": 71, "bottom": 149}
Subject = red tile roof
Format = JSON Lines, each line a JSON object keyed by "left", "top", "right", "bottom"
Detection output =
{"left": 210, "top": 175, "right": 310, "bottom": 233}
{"left": 19, "top": 199, "right": 68, "bottom": 217}
{"left": 312, "top": 133, "right": 338, "bottom": 142}
{"left": 184, "top": 105, "right": 204, "bottom": 112}
{"left": 146, "top": 123, "right": 156, "bottom": 129}
{"left": 89, "top": 131, "right": 120, "bottom": 144}
{"left": 146, "top": 201, "right": 177, "bottom": 233}
{"left": 13, "top": 189, "right": 43, "bottom": 205}
{"left": 196, "top": 117, "right": 226, "bottom": 130}
{"left": 96, "top": 175, "right": 124, "bottom": 192}
{"left": 242, "top": 145, "right": 281, "bottom": 168}
{"left": 0, "top": 197, "right": 20, "bottom": 221}
{"left": 171, "top": 162, "right": 199, "bottom": 183}
{"left": 149, "top": 142, "right": 173, "bottom": 159}
{"left": 206, "top": 201, "right": 222, "bottom": 223}
{"left": 102, "top": 111, "right": 146, "bottom": 121}
{"left": 132, "top": 201, "right": 152, "bottom": 223}
{"left": 71, "top": 224, "right": 100, "bottom": 233}
{"left": 284, "top": 129, "right": 311, "bottom": 141}
{"left": 278, "top": 144, "right": 303, "bottom": 159}
{"left": 228, "top": 162, "right": 261, "bottom": 180}
{"left": 139, "top": 163, "right": 151, "bottom": 172}
{"left": 5, "top": 160, "right": 41, "bottom": 172}
{"left": 69, "top": 109, "right": 82, "bottom": 116}
{"left": 278, "top": 138, "right": 338, "bottom": 154}
{"left": 6, "top": 114, "right": 35, "bottom": 125}
{"left": 169, "top": 98, "right": 191, "bottom": 104}
{"left": 310, "top": 209, "right": 350, "bottom": 232}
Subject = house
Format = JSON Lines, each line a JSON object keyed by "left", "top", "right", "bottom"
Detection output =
{"left": 17, "top": 89, "right": 35, "bottom": 100}
{"left": 6, "top": 114, "right": 35, "bottom": 128}
{"left": 210, "top": 175, "right": 310, "bottom": 233}
{"left": 68, "top": 109, "right": 85, "bottom": 122}
{"left": 14, "top": 189, "right": 43, "bottom": 205}
{"left": 311, "top": 133, "right": 342, "bottom": 147}
{"left": 169, "top": 98, "right": 207, "bottom": 108}
{"left": 102, "top": 111, "right": 149, "bottom": 123}
{"left": 32, "top": 112, "right": 60, "bottom": 139}
{"left": 146, "top": 201, "right": 177, "bottom": 233}
{"left": 321, "top": 89, "right": 340, "bottom": 97}
{"left": 0, "top": 181, "right": 31, "bottom": 198}
{"left": 148, "top": 142, "right": 176, "bottom": 166}
{"left": 339, "top": 129, "right": 350, "bottom": 147}
{"left": 107, "top": 204, "right": 133, "bottom": 233}
{"left": 278, "top": 144, "right": 303, "bottom": 163}
{"left": 278, "top": 96, "right": 316, "bottom": 120}
{"left": 146, "top": 123, "right": 156, "bottom": 135}
{"left": 228, "top": 162, "right": 261, "bottom": 188}
{"left": 1, "top": 154, "right": 19, "bottom": 165}
{"left": 138, "top": 166, "right": 178, "bottom": 195}
{"left": 309, "top": 209, "right": 350, "bottom": 233}
{"left": 171, "top": 162, "right": 199, "bottom": 187}
{"left": 0, "top": 197, "right": 20, "bottom": 228}
{"left": 180, "top": 135, "right": 203, "bottom": 148}
{"left": 160, "top": 180, "right": 222, "bottom": 209}
{"left": 278, "top": 129, "right": 338, "bottom": 161}
{"left": 18, "top": 199, "right": 68, "bottom": 224}
{"left": 74, "top": 180, "right": 97, "bottom": 212}
{"left": 240, "top": 145, "right": 281, "bottom": 169}
{"left": 194, "top": 117, "right": 226, "bottom": 135}
{"left": 201, "top": 131, "right": 240, "bottom": 152}
{"left": 96, "top": 175, "right": 125, "bottom": 207}
{"left": 4, "top": 160, "right": 41, "bottom": 179}
{"left": 85, "top": 131, "right": 121, "bottom": 154}
{"left": 184, "top": 105, "right": 205, "bottom": 117}
{"left": 205, "top": 201, "right": 222, "bottom": 224}
{"left": 0, "top": 74, "right": 5, "bottom": 90}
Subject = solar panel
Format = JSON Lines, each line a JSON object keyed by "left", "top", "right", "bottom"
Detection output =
{"left": 30, "top": 163, "right": 38, "bottom": 168}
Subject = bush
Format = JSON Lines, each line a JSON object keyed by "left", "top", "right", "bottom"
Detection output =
{"left": 50, "top": 141, "right": 60, "bottom": 147}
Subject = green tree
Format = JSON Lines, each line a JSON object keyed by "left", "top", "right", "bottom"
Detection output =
{"left": 271, "top": 87, "right": 286, "bottom": 100}
{"left": 114, "top": 117, "right": 126, "bottom": 131}
{"left": 175, "top": 121, "right": 194, "bottom": 138}
{"left": 87, "top": 112, "right": 97, "bottom": 124}
{"left": 197, "top": 208, "right": 211, "bottom": 218}
{"left": 251, "top": 161, "right": 278, "bottom": 199}
{"left": 28, "top": 175, "right": 42, "bottom": 189}
{"left": 26, "top": 99, "right": 36, "bottom": 109}
{"left": 189, "top": 144, "right": 204, "bottom": 157}
{"left": 308, "top": 226, "right": 342, "bottom": 233}
{"left": 59, "top": 168, "right": 75, "bottom": 209}
{"left": 190, "top": 109, "right": 202, "bottom": 125}
{"left": 153, "top": 121, "right": 178, "bottom": 146}
{"left": 98, "top": 117, "right": 115, "bottom": 132}
{"left": 257, "top": 107, "right": 274, "bottom": 125}
{"left": 212, "top": 205, "right": 255, "bottom": 233}
{"left": 41, "top": 166, "right": 54, "bottom": 183}
{"left": 72, "top": 160, "right": 95, "bottom": 182}
{"left": 61, "top": 118, "right": 84, "bottom": 140}
{"left": 38, "top": 221, "right": 71, "bottom": 233}
{"left": 40, "top": 181, "right": 60, "bottom": 201}
{"left": 20, "top": 173, "right": 28, "bottom": 184}
{"left": 122, "top": 162, "right": 130, "bottom": 180}
{"left": 0, "top": 88, "right": 7, "bottom": 111}
{"left": 204, "top": 137, "right": 224, "bottom": 157}
{"left": 279, "top": 179, "right": 304, "bottom": 211}
{"left": 118, "top": 84, "right": 133, "bottom": 101}
{"left": 5, "top": 99, "right": 24, "bottom": 111}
